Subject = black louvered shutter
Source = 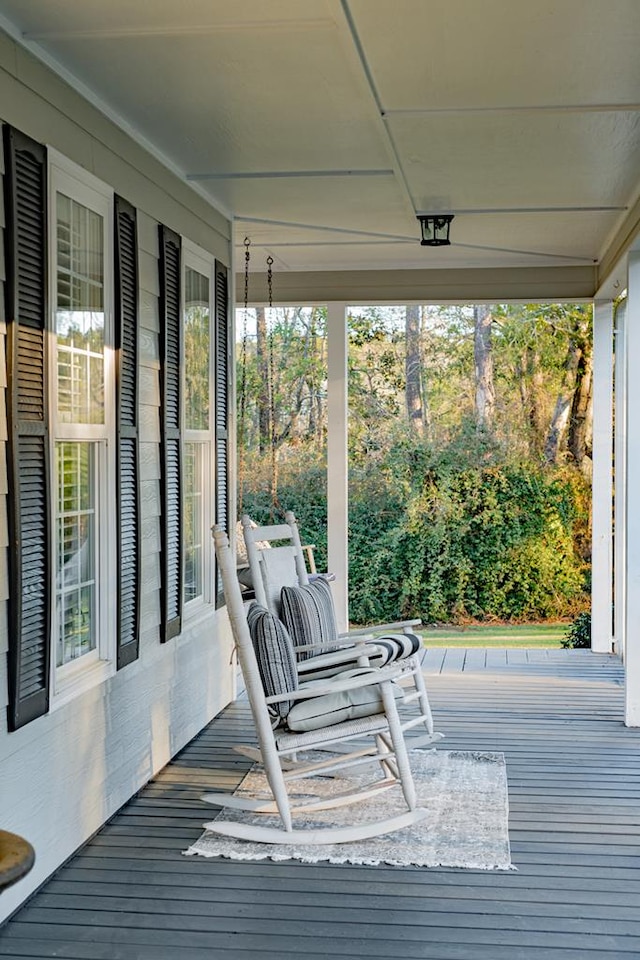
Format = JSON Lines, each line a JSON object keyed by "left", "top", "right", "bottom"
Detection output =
{"left": 115, "top": 196, "right": 141, "bottom": 667}
{"left": 158, "top": 226, "right": 182, "bottom": 641}
{"left": 214, "top": 261, "right": 230, "bottom": 607}
{"left": 3, "top": 126, "right": 51, "bottom": 730}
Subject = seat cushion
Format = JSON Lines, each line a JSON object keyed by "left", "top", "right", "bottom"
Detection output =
{"left": 280, "top": 577, "right": 339, "bottom": 661}
{"left": 246, "top": 603, "right": 298, "bottom": 719}
{"left": 286, "top": 679, "right": 404, "bottom": 733}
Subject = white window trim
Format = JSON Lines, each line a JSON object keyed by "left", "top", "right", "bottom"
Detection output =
{"left": 47, "top": 151, "right": 117, "bottom": 708}
{"left": 182, "top": 239, "right": 215, "bottom": 615}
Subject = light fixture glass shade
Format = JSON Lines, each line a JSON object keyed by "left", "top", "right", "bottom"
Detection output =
{"left": 417, "top": 214, "right": 454, "bottom": 246}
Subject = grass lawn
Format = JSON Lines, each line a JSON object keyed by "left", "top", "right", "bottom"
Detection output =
{"left": 420, "top": 622, "right": 567, "bottom": 648}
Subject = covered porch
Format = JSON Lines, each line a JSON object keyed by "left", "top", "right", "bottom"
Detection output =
{"left": 0, "top": 0, "right": 640, "bottom": 934}
{"left": 2, "top": 648, "right": 637, "bottom": 960}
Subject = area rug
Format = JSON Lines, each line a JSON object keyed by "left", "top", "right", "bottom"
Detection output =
{"left": 184, "top": 750, "right": 514, "bottom": 870}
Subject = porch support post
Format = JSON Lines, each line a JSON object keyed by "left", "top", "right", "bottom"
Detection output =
{"left": 625, "top": 252, "right": 640, "bottom": 725}
{"left": 326, "top": 301, "right": 349, "bottom": 632}
{"left": 613, "top": 299, "right": 627, "bottom": 662}
{"left": 591, "top": 301, "right": 614, "bottom": 653}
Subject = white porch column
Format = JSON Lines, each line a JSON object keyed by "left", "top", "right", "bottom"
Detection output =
{"left": 591, "top": 301, "right": 614, "bottom": 653}
{"left": 326, "top": 301, "right": 349, "bottom": 632}
{"left": 625, "top": 252, "right": 640, "bottom": 725}
{"left": 614, "top": 300, "right": 627, "bottom": 661}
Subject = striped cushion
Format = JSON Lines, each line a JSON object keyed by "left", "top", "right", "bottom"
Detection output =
{"left": 280, "top": 577, "right": 339, "bottom": 662}
{"left": 373, "top": 632, "right": 422, "bottom": 662}
{"left": 296, "top": 645, "right": 386, "bottom": 682}
{"left": 246, "top": 603, "right": 298, "bottom": 719}
{"left": 296, "top": 635, "right": 421, "bottom": 682}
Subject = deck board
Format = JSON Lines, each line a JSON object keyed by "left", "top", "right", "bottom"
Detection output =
{"left": 2, "top": 649, "right": 640, "bottom": 960}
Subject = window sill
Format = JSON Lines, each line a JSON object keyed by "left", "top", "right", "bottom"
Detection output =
{"left": 177, "top": 602, "right": 222, "bottom": 648}
{"left": 50, "top": 657, "right": 116, "bottom": 712}
{"left": 182, "top": 598, "right": 215, "bottom": 626}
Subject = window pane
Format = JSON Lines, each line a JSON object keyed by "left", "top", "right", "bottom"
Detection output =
{"left": 56, "top": 192, "right": 105, "bottom": 424}
{"left": 184, "top": 442, "right": 203, "bottom": 602}
{"left": 56, "top": 442, "right": 97, "bottom": 666}
{"left": 185, "top": 267, "right": 210, "bottom": 430}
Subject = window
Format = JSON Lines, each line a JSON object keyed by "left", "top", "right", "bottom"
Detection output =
{"left": 5, "top": 131, "right": 129, "bottom": 725}
{"left": 183, "top": 245, "right": 214, "bottom": 609}
{"left": 55, "top": 441, "right": 97, "bottom": 667}
{"left": 5, "top": 126, "right": 223, "bottom": 730}
{"left": 49, "top": 155, "right": 115, "bottom": 698}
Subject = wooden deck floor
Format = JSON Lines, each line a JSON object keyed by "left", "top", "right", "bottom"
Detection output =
{"left": 2, "top": 649, "right": 639, "bottom": 960}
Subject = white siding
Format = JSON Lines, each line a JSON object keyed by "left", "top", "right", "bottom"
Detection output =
{"left": 0, "top": 31, "right": 235, "bottom": 923}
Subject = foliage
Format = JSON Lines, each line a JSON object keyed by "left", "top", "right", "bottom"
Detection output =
{"left": 236, "top": 301, "right": 594, "bottom": 626}
{"left": 241, "top": 437, "right": 590, "bottom": 626}
{"left": 345, "top": 435, "right": 589, "bottom": 625}
{"left": 561, "top": 611, "right": 592, "bottom": 649}
{"left": 237, "top": 306, "right": 327, "bottom": 453}
{"left": 240, "top": 453, "right": 329, "bottom": 568}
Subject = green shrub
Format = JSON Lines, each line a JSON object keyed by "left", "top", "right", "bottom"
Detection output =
{"left": 561, "top": 612, "right": 591, "bottom": 649}
{"left": 240, "top": 442, "right": 590, "bottom": 627}
{"left": 346, "top": 455, "right": 589, "bottom": 625}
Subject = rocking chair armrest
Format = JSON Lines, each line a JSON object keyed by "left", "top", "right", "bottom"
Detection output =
{"left": 336, "top": 633, "right": 375, "bottom": 645}
{"left": 345, "top": 619, "right": 422, "bottom": 637}
{"left": 264, "top": 664, "right": 404, "bottom": 705}
{"left": 295, "top": 643, "right": 386, "bottom": 674}
{"left": 293, "top": 638, "right": 371, "bottom": 654}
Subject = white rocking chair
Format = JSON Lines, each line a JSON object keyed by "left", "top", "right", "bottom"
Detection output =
{"left": 204, "top": 526, "right": 429, "bottom": 845}
{"left": 241, "top": 511, "right": 442, "bottom": 749}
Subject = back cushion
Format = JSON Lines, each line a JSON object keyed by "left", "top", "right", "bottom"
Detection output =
{"left": 259, "top": 546, "right": 299, "bottom": 615}
{"left": 280, "top": 577, "right": 339, "bottom": 662}
{"left": 246, "top": 603, "right": 298, "bottom": 719}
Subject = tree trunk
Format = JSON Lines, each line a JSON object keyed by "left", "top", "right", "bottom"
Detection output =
{"left": 567, "top": 333, "right": 593, "bottom": 476}
{"left": 255, "top": 307, "right": 270, "bottom": 454}
{"left": 474, "top": 305, "right": 495, "bottom": 430}
{"left": 517, "top": 346, "right": 546, "bottom": 458}
{"left": 306, "top": 308, "right": 324, "bottom": 448}
{"left": 544, "top": 336, "right": 582, "bottom": 464}
{"left": 405, "top": 304, "right": 424, "bottom": 435}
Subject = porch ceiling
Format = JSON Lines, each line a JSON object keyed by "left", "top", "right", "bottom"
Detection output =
{"left": 2, "top": 0, "right": 640, "bottom": 300}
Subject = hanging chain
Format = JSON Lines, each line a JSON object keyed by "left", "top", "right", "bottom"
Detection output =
{"left": 266, "top": 255, "right": 280, "bottom": 515}
{"left": 237, "top": 237, "right": 250, "bottom": 515}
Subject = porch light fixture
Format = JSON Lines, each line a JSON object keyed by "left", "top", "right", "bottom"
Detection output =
{"left": 417, "top": 214, "right": 454, "bottom": 246}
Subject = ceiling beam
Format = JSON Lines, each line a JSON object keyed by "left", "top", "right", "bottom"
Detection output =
{"left": 418, "top": 206, "right": 626, "bottom": 215}
{"left": 23, "top": 19, "right": 334, "bottom": 40}
{"left": 237, "top": 265, "right": 597, "bottom": 306}
{"left": 188, "top": 169, "right": 394, "bottom": 181}
{"left": 383, "top": 103, "right": 640, "bottom": 117}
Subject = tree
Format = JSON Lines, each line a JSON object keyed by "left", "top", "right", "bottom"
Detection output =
{"left": 237, "top": 300, "right": 592, "bottom": 623}
{"left": 516, "top": 343, "right": 546, "bottom": 457}
{"left": 473, "top": 305, "right": 495, "bottom": 431}
{"left": 405, "top": 305, "right": 425, "bottom": 435}
{"left": 567, "top": 315, "right": 593, "bottom": 475}
{"left": 544, "top": 307, "right": 592, "bottom": 467}
{"left": 306, "top": 307, "right": 326, "bottom": 451}
{"left": 490, "top": 303, "right": 590, "bottom": 462}
{"left": 255, "top": 307, "right": 270, "bottom": 454}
